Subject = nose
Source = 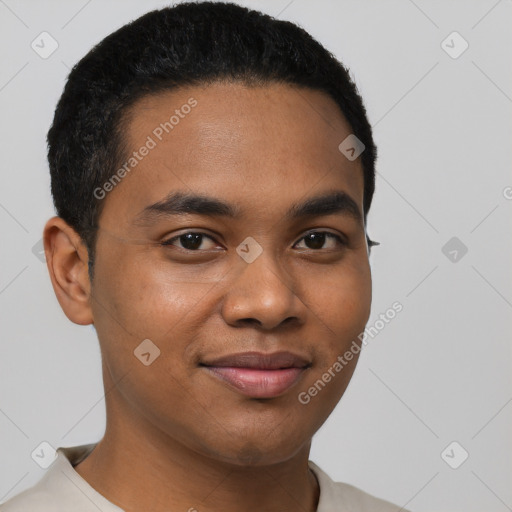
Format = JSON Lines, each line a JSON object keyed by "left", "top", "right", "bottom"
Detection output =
{"left": 221, "top": 249, "right": 307, "bottom": 330}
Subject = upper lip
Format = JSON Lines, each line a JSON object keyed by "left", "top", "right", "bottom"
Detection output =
{"left": 200, "top": 351, "right": 311, "bottom": 370}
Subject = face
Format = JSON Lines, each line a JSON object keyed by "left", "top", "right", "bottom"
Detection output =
{"left": 76, "top": 82, "right": 372, "bottom": 466}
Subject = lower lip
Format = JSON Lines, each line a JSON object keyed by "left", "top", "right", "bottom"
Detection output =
{"left": 204, "top": 366, "right": 306, "bottom": 398}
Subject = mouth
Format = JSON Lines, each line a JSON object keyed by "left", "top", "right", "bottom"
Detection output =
{"left": 200, "top": 351, "right": 311, "bottom": 399}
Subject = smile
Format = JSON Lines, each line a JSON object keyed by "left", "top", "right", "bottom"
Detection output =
{"left": 200, "top": 351, "right": 311, "bottom": 399}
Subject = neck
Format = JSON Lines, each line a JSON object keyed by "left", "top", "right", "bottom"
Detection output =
{"left": 74, "top": 380, "right": 320, "bottom": 512}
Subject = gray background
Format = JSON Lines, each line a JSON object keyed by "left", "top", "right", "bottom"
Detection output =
{"left": 1, "top": 1, "right": 511, "bottom": 511}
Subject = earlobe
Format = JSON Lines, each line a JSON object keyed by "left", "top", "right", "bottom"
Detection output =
{"left": 43, "top": 216, "right": 94, "bottom": 326}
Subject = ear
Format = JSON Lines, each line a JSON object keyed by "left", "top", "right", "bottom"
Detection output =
{"left": 43, "top": 216, "right": 94, "bottom": 325}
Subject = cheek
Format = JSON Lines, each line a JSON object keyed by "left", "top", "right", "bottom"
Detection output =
{"left": 296, "top": 263, "right": 371, "bottom": 418}
{"left": 90, "top": 256, "right": 205, "bottom": 407}
{"left": 92, "top": 252, "right": 213, "bottom": 343}
{"left": 306, "top": 258, "right": 372, "bottom": 333}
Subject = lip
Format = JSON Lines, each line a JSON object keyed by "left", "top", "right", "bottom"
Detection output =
{"left": 200, "top": 351, "right": 311, "bottom": 399}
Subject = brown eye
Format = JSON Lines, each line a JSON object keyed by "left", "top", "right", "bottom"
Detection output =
{"left": 161, "top": 232, "right": 218, "bottom": 251}
{"left": 294, "top": 232, "right": 346, "bottom": 250}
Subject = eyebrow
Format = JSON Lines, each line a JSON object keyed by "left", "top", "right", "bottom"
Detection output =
{"left": 134, "top": 190, "right": 363, "bottom": 226}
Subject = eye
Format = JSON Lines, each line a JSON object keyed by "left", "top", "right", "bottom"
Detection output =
{"left": 294, "top": 231, "right": 346, "bottom": 250}
{"left": 161, "top": 232, "right": 219, "bottom": 251}
{"left": 160, "top": 230, "right": 348, "bottom": 253}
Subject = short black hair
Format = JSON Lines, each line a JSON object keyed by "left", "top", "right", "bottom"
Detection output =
{"left": 47, "top": 1, "right": 377, "bottom": 280}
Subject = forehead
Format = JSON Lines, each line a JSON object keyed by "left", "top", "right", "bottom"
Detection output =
{"left": 103, "top": 81, "right": 365, "bottom": 226}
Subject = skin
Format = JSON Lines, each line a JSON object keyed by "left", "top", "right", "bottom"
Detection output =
{"left": 43, "top": 81, "right": 372, "bottom": 512}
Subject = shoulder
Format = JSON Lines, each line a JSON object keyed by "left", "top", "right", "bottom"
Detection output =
{"left": 309, "top": 461, "right": 411, "bottom": 512}
{"left": 0, "top": 475, "right": 61, "bottom": 512}
{"left": 0, "top": 444, "right": 101, "bottom": 512}
{"left": 328, "top": 481, "right": 409, "bottom": 512}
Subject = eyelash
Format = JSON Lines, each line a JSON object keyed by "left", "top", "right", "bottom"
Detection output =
{"left": 160, "top": 230, "right": 348, "bottom": 252}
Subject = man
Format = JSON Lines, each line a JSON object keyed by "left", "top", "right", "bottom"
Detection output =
{"left": 1, "top": 2, "right": 409, "bottom": 511}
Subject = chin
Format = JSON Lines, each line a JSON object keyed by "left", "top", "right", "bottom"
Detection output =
{"left": 197, "top": 430, "right": 309, "bottom": 468}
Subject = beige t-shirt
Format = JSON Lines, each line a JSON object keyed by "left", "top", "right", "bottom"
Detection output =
{"left": 0, "top": 444, "right": 410, "bottom": 512}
